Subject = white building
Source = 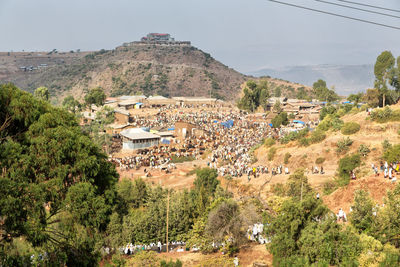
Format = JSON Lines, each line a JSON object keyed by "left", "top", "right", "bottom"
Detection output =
{"left": 120, "top": 128, "right": 160, "bottom": 150}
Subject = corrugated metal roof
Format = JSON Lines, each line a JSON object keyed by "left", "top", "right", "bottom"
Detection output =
{"left": 120, "top": 128, "right": 160, "bottom": 140}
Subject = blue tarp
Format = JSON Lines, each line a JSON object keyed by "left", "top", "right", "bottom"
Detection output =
{"left": 161, "top": 139, "right": 171, "bottom": 144}
{"left": 268, "top": 123, "right": 273, "bottom": 127}
{"left": 342, "top": 101, "right": 352, "bottom": 104}
{"left": 213, "top": 120, "right": 218, "bottom": 123}
{"left": 220, "top": 119, "right": 234, "bottom": 128}
{"left": 167, "top": 127, "right": 175, "bottom": 131}
{"left": 293, "top": 120, "right": 306, "bottom": 125}
{"left": 141, "top": 127, "right": 150, "bottom": 132}
{"left": 136, "top": 102, "right": 144, "bottom": 106}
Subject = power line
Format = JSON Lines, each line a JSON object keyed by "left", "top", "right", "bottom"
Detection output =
{"left": 315, "top": 0, "right": 400, "bottom": 19}
{"left": 336, "top": 0, "right": 400, "bottom": 13}
{"left": 266, "top": 0, "right": 400, "bottom": 30}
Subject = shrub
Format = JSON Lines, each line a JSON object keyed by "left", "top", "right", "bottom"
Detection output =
{"left": 298, "top": 138, "right": 310, "bottom": 147}
{"left": 370, "top": 106, "right": 400, "bottom": 123}
{"left": 284, "top": 153, "right": 292, "bottom": 164}
{"left": 338, "top": 153, "right": 361, "bottom": 179}
{"left": 268, "top": 147, "right": 277, "bottom": 161}
{"left": 271, "top": 112, "right": 289, "bottom": 128}
{"left": 323, "top": 180, "right": 337, "bottom": 195}
{"left": 309, "top": 129, "right": 326, "bottom": 144}
{"left": 382, "top": 139, "right": 392, "bottom": 152}
{"left": 264, "top": 137, "right": 276, "bottom": 147}
{"left": 383, "top": 144, "right": 400, "bottom": 163}
{"left": 281, "top": 128, "right": 309, "bottom": 144}
{"left": 358, "top": 144, "right": 371, "bottom": 157}
{"left": 341, "top": 122, "right": 361, "bottom": 135}
{"left": 336, "top": 137, "right": 353, "bottom": 154}
{"left": 315, "top": 157, "right": 325, "bottom": 165}
{"left": 317, "top": 114, "right": 344, "bottom": 132}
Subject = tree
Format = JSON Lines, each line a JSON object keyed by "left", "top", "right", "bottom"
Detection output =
{"left": 62, "top": 95, "right": 80, "bottom": 113}
{"left": 347, "top": 93, "right": 364, "bottom": 104}
{"left": 350, "top": 190, "right": 376, "bottom": 233}
{"left": 286, "top": 169, "right": 312, "bottom": 200}
{"left": 374, "top": 51, "right": 395, "bottom": 106}
{"left": 271, "top": 112, "right": 288, "bottom": 128}
{"left": 363, "top": 88, "right": 380, "bottom": 108}
{"left": 312, "top": 79, "right": 339, "bottom": 102}
{"left": 0, "top": 83, "right": 118, "bottom": 264}
{"left": 34, "top": 86, "right": 49, "bottom": 101}
{"left": 84, "top": 87, "right": 106, "bottom": 106}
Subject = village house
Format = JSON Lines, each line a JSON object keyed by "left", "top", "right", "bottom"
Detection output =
{"left": 120, "top": 128, "right": 160, "bottom": 150}
{"left": 175, "top": 121, "right": 197, "bottom": 140}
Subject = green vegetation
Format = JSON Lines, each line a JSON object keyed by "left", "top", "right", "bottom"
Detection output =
{"left": 383, "top": 144, "right": 400, "bottom": 163}
{"left": 271, "top": 112, "right": 288, "bottom": 128}
{"left": 283, "top": 152, "right": 291, "bottom": 164}
{"left": 341, "top": 122, "right": 361, "bottom": 135}
{"left": 315, "top": 157, "right": 325, "bottom": 165}
{"left": 264, "top": 137, "right": 276, "bottom": 147}
{"left": 170, "top": 155, "right": 195, "bottom": 163}
{"left": 312, "top": 79, "right": 339, "bottom": 102}
{"left": 358, "top": 144, "right": 371, "bottom": 157}
{"left": 34, "top": 86, "right": 49, "bottom": 101}
{"left": 268, "top": 147, "right": 277, "bottom": 161}
{"left": 370, "top": 106, "right": 400, "bottom": 123}
{"left": 280, "top": 128, "right": 309, "bottom": 144}
{"left": 338, "top": 153, "right": 361, "bottom": 181}
{"left": 336, "top": 137, "right": 353, "bottom": 154}
{"left": 84, "top": 86, "right": 107, "bottom": 106}
{"left": 237, "top": 80, "right": 269, "bottom": 112}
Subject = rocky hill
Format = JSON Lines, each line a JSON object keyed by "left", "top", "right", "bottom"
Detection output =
{"left": 0, "top": 44, "right": 247, "bottom": 102}
{"left": 0, "top": 43, "right": 313, "bottom": 103}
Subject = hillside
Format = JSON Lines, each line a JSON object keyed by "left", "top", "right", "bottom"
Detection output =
{"left": 249, "top": 64, "right": 374, "bottom": 95}
{"left": 0, "top": 45, "right": 247, "bottom": 102}
{"left": 230, "top": 107, "right": 400, "bottom": 213}
{"left": 0, "top": 44, "right": 314, "bottom": 103}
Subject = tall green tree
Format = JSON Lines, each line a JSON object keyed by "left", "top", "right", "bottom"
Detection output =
{"left": 34, "top": 86, "right": 49, "bottom": 101}
{"left": 374, "top": 51, "right": 395, "bottom": 107}
{"left": 84, "top": 87, "right": 106, "bottom": 106}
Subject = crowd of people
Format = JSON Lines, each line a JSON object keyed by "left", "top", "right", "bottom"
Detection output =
{"left": 372, "top": 161, "right": 398, "bottom": 182}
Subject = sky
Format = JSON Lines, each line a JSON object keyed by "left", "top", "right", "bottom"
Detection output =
{"left": 1, "top": 0, "right": 400, "bottom": 73}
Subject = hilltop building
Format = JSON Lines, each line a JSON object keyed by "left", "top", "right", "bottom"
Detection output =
{"left": 141, "top": 33, "right": 175, "bottom": 42}
{"left": 121, "top": 33, "right": 191, "bottom": 47}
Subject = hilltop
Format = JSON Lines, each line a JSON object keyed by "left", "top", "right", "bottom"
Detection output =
{"left": 249, "top": 64, "right": 374, "bottom": 95}
{"left": 0, "top": 44, "right": 246, "bottom": 102}
{"left": 0, "top": 42, "right": 311, "bottom": 103}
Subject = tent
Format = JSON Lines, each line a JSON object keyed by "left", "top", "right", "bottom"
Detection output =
{"left": 293, "top": 120, "right": 306, "bottom": 125}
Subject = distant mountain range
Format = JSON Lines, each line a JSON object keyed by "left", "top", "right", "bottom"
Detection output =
{"left": 248, "top": 64, "right": 375, "bottom": 96}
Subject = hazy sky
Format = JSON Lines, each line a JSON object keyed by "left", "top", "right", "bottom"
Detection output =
{"left": 1, "top": 0, "right": 400, "bottom": 72}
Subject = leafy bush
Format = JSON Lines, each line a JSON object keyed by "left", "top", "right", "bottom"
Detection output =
{"left": 338, "top": 153, "right": 361, "bottom": 180}
{"left": 268, "top": 147, "right": 277, "bottom": 161}
{"left": 284, "top": 153, "right": 292, "bottom": 164}
{"left": 358, "top": 144, "right": 371, "bottom": 157}
{"left": 370, "top": 107, "right": 400, "bottom": 123}
{"left": 336, "top": 137, "right": 353, "bottom": 154}
{"left": 315, "top": 157, "right": 325, "bottom": 165}
{"left": 318, "top": 114, "right": 344, "bottom": 132}
{"left": 323, "top": 181, "right": 337, "bottom": 195}
{"left": 383, "top": 144, "right": 400, "bottom": 163}
{"left": 309, "top": 129, "right": 326, "bottom": 144}
{"left": 382, "top": 139, "right": 392, "bottom": 152}
{"left": 264, "top": 137, "right": 276, "bottom": 147}
{"left": 281, "top": 128, "right": 309, "bottom": 144}
{"left": 271, "top": 112, "right": 289, "bottom": 128}
{"left": 341, "top": 122, "right": 361, "bottom": 135}
{"left": 298, "top": 137, "right": 310, "bottom": 147}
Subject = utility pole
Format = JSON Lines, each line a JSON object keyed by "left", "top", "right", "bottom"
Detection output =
{"left": 166, "top": 189, "right": 170, "bottom": 253}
